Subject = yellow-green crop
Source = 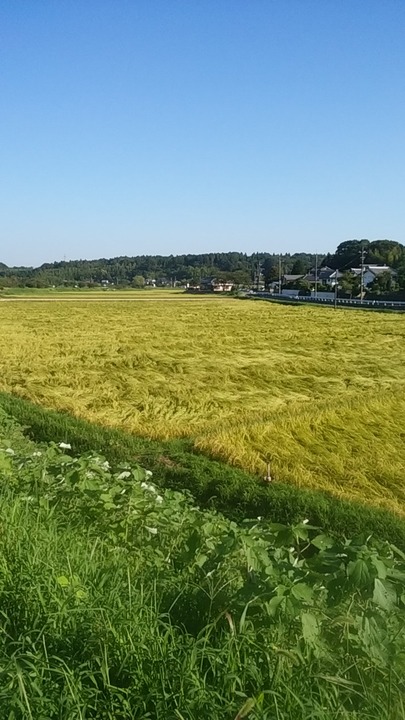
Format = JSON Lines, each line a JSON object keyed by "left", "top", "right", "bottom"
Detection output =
{"left": 1, "top": 295, "right": 404, "bottom": 514}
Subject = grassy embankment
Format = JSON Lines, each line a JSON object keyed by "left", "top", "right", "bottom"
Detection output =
{"left": 0, "top": 296, "right": 404, "bottom": 517}
{"left": 0, "top": 286, "right": 184, "bottom": 298}
{"left": 0, "top": 407, "right": 404, "bottom": 719}
{"left": 2, "top": 389, "right": 405, "bottom": 548}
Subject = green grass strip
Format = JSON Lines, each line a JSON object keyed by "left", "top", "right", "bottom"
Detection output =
{"left": 1, "top": 390, "right": 404, "bottom": 548}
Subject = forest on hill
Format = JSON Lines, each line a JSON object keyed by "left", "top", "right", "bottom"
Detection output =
{"left": 1, "top": 239, "right": 405, "bottom": 291}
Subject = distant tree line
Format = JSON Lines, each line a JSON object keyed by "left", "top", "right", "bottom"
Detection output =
{"left": 322, "top": 239, "right": 405, "bottom": 271}
{"left": 0, "top": 252, "right": 319, "bottom": 289}
{"left": 1, "top": 239, "right": 405, "bottom": 297}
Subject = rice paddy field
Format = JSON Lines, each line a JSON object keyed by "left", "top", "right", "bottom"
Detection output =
{"left": 1, "top": 294, "right": 405, "bottom": 515}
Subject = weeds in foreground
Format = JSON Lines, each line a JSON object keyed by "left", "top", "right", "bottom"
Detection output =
{"left": 2, "top": 390, "right": 405, "bottom": 548}
{"left": 0, "top": 409, "right": 404, "bottom": 719}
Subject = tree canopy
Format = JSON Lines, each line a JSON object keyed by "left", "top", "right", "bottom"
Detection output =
{"left": 0, "top": 252, "right": 319, "bottom": 288}
{"left": 1, "top": 240, "right": 404, "bottom": 296}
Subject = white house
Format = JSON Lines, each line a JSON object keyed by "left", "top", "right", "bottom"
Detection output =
{"left": 323, "top": 269, "right": 343, "bottom": 287}
{"left": 348, "top": 265, "right": 396, "bottom": 287}
{"left": 212, "top": 280, "right": 234, "bottom": 292}
{"left": 200, "top": 277, "right": 234, "bottom": 292}
{"left": 362, "top": 265, "right": 397, "bottom": 287}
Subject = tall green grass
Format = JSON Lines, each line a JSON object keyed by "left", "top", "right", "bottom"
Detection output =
{"left": 0, "top": 408, "right": 404, "bottom": 719}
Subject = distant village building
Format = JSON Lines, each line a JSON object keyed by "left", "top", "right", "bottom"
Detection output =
{"left": 282, "top": 268, "right": 343, "bottom": 288}
{"left": 253, "top": 262, "right": 398, "bottom": 299}
{"left": 282, "top": 274, "right": 304, "bottom": 285}
{"left": 199, "top": 277, "right": 234, "bottom": 292}
{"left": 322, "top": 269, "right": 343, "bottom": 287}
{"left": 283, "top": 265, "right": 398, "bottom": 290}
{"left": 358, "top": 265, "right": 397, "bottom": 287}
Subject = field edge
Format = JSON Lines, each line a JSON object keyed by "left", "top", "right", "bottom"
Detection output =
{"left": 1, "top": 390, "right": 405, "bottom": 548}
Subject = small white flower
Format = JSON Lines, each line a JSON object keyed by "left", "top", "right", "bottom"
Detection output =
{"left": 117, "top": 470, "right": 131, "bottom": 480}
{"left": 59, "top": 442, "right": 71, "bottom": 450}
{"left": 32, "top": 451, "right": 42, "bottom": 457}
{"left": 101, "top": 461, "right": 110, "bottom": 471}
{"left": 155, "top": 495, "right": 163, "bottom": 504}
{"left": 145, "top": 526, "right": 158, "bottom": 535}
{"left": 257, "top": 516, "right": 263, "bottom": 521}
{"left": 144, "top": 470, "right": 153, "bottom": 478}
{"left": 302, "top": 519, "right": 309, "bottom": 525}
{"left": 141, "top": 482, "right": 157, "bottom": 494}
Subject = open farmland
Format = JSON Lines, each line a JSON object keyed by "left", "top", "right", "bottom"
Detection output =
{"left": 1, "top": 295, "right": 405, "bottom": 515}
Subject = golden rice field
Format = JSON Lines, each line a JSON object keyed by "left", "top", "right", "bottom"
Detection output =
{"left": 1, "top": 294, "right": 405, "bottom": 515}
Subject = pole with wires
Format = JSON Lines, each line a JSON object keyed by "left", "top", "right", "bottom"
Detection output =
{"left": 315, "top": 253, "right": 318, "bottom": 299}
{"left": 278, "top": 255, "right": 282, "bottom": 295}
{"left": 360, "top": 244, "right": 366, "bottom": 303}
{"left": 334, "top": 270, "right": 338, "bottom": 309}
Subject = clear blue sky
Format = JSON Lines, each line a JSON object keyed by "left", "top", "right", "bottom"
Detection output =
{"left": 1, "top": 1, "right": 405, "bottom": 266}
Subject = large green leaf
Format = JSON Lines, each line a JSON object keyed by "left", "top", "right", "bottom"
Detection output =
{"left": 301, "top": 611, "right": 320, "bottom": 647}
{"left": 372, "top": 578, "right": 397, "bottom": 610}
{"left": 311, "top": 533, "right": 334, "bottom": 550}
{"left": 291, "top": 582, "right": 314, "bottom": 602}
{"left": 370, "top": 556, "right": 387, "bottom": 579}
{"left": 347, "top": 559, "right": 370, "bottom": 587}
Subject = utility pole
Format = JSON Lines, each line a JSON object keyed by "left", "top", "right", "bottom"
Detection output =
{"left": 360, "top": 244, "right": 366, "bottom": 303}
{"left": 256, "top": 256, "right": 261, "bottom": 291}
{"left": 278, "top": 255, "right": 282, "bottom": 295}
{"left": 334, "top": 270, "right": 338, "bottom": 309}
{"left": 315, "top": 253, "right": 318, "bottom": 299}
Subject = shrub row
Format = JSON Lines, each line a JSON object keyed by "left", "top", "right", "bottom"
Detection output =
{"left": 1, "top": 391, "right": 404, "bottom": 548}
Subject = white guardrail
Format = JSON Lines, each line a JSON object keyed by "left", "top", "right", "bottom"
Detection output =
{"left": 250, "top": 292, "right": 405, "bottom": 310}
